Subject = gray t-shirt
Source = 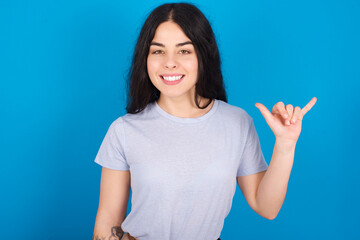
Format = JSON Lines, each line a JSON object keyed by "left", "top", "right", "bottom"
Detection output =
{"left": 94, "top": 99, "right": 268, "bottom": 240}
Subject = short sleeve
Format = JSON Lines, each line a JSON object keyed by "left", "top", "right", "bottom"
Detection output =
{"left": 94, "top": 118, "right": 130, "bottom": 171}
{"left": 237, "top": 118, "right": 268, "bottom": 176}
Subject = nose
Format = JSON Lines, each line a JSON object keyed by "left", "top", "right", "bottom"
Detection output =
{"left": 164, "top": 54, "right": 177, "bottom": 69}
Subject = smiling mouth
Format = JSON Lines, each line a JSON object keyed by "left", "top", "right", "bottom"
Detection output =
{"left": 160, "top": 75, "right": 185, "bottom": 81}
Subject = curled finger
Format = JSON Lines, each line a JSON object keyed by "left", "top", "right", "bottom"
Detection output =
{"left": 291, "top": 106, "right": 302, "bottom": 123}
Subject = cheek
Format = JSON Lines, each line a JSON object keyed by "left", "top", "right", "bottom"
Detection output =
{"left": 147, "top": 58, "right": 161, "bottom": 76}
{"left": 183, "top": 58, "right": 198, "bottom": 75}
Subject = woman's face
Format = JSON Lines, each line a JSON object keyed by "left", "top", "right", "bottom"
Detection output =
{"left": 147, "top": 21, "right": 198, "bottom": 101}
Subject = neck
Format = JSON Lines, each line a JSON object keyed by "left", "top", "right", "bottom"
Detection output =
{"left": 157, "top": 95, "right": 214, "bottom": 118}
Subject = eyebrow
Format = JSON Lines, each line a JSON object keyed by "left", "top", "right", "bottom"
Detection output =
{"left": 150, "top": 41, "right": 193, "bottom": 47}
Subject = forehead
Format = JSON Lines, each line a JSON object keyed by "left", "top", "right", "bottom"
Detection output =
{"left": 151, "top": 21, "right": 191, "bottom": 44}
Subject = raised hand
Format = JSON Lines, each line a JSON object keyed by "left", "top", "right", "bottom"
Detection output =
{"left": 255, "top": 97, "right": 317, "bottom": 144}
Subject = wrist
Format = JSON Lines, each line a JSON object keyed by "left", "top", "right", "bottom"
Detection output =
{"left": 275, "top": 138, "right": 296, "bottom": 154}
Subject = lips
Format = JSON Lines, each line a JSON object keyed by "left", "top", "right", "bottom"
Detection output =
{"left": 160, "top": 74, "right": 185, "bottom": 85}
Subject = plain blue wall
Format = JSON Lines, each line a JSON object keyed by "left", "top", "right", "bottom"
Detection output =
{"left": 1, "top": 0, "right": 359, "bottom": 239}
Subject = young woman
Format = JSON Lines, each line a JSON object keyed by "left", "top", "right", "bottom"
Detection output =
{"left": 93, "top": 3, "right": 317, "bottom": 240}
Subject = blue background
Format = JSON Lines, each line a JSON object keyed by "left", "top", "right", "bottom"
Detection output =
{"left": 1, "top": 0, "right": 359, "bottom": 239}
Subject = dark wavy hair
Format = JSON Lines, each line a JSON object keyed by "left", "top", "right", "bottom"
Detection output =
{"left": 125, "top": 2, "right": 227, "bottom": 114}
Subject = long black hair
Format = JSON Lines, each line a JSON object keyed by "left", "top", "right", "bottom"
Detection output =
{"left": 125, "top": 2, "right": 227, "bottom": 114}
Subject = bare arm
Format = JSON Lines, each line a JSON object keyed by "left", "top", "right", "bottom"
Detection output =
{"left": 254, "top": 140, "right": 295, "bottom": 219}
{"left": 237, "top": 140, "right": 295, "bottom": 220}
{"left": 93, "top": 167, "right": 131, "bottom": 239}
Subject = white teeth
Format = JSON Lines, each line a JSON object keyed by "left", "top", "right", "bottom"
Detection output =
{"left": 162, "top": 75, "right": 183, "bottom": 81}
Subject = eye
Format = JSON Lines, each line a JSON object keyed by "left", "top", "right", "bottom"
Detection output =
{"left": 179, "top": 49, "right": 191, "bottom": 54}
{"left": 151, "top": 50, "right": 163, "bottom": 54}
